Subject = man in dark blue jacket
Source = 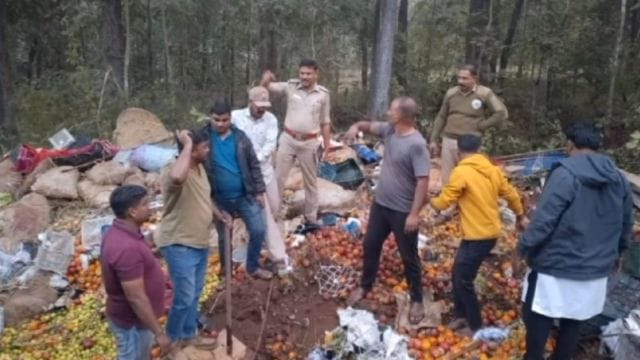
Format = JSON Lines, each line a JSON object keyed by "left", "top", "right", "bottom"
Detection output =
{"left": 203, "top": 100, "right": 273, "bottom": 280}
{"left": 518, "top": 122, "right": 634, "bottom": 360}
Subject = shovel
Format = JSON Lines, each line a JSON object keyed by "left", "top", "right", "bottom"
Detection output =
{"left": 224, "top": 223, "right": 233, "bottom": 355}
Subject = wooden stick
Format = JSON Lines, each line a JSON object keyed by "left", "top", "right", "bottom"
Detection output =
{"left": 251, "top": 279, "right": 274, "bottom": 360}
{"left": 224, "top": 224, "right": 233, "bottom": 355}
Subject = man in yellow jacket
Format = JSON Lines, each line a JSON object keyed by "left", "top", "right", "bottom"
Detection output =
{"left": 431, "top": 134, "right": 524, "bottom": 336}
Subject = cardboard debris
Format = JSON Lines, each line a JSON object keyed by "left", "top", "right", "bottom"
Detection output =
{"left": 394, "top": 292, "right": 445, "bottom": 331}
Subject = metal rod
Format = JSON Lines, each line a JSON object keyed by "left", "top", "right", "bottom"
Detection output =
{"left": 224, "top": 223, "right": 233, "bottom": 355}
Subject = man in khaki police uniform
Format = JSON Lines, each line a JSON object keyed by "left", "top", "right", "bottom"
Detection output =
{"left": 261, "top": 59, "right": 331, "bottom": 224}
{"left": 430, "top": 64, "right": 508, "bottom": 184}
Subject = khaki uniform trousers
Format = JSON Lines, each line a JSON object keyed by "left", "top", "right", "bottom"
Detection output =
{"left": 275, "top": 132, "right": 319, "bottom": 222}
{"left": 441, "top": 136, "right": 459, "bottom": 185}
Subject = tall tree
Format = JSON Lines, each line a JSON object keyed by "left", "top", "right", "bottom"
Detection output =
{"left": 146, "top": 0, "right": 153, "bottom": 81}
{"left": 160, "top": 0, "right": 173, "bottom": 89}
{"left": 0, "top": 0, "right": 12, "bottom": 133}
{"left": 257, "top": 3, "right": 278, "bottom": 72}
{"left": 368, "top": 0, "right": 398, "bottom": 120}
{"left": 607, "top": 0, "right": 627, "bottom": 125}
{"left": 395, "top": 0, "right": 408, "bottom": 89}
{"left": 123, "top": 0, "right": 131, "bottom": 99}
{"left": 102, "top": 0, "right": 125, "bottom": 92}
{"left": 498, "top": 0, "right": 525, "bottom": 85}
{"left": 359, "top": 16, "right": 369, "bottom": 89}
{"left": 465, "top": 0, "right": 490, "bottom": 65}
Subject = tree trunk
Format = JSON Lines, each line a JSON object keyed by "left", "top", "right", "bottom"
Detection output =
{"left": 631, "top": 4, "right": 640, "bottom": 42}
{"left": 368, "top": 0, "right": 398, "bottom": 120}
{"left": 123, "top": 0, "right": 131, "bottom": 99}
{"left": 0, "top": 0, "right": 14, "bottom": 135}
{"left": 146, "top": 0, "right": 153, "bottom": 81}
{"left": 395, "top": 0, "right": 408, "bottom": 89}
{"left": 359, "top": 17, "right": 369, "bottom": 89}
{"left": 258, "top": 5, "right": 277, "bottom": 72}
{"left": 606, "top": 0, "right": 627, "bottom": 129}
{"left": 465, "top": 0, "right": 490, "bottom": 65}
{"left": 160, "top": 0, "right": 174, "bottom": 89}
{"left": 103, "top": 0, "right": 125, "bottom": 92}
{"left": 498, "top": 0, "right": 525, "bottom": 86}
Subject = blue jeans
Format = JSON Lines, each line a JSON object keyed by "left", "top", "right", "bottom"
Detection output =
{"left": 161, "top": 244, "right": 210, "bottom": 341}
{"left": 108, "top": 319, "right": 154, "bottom": 360}
{"left": 215, "top": 196, "right": 266, "bottom": 273}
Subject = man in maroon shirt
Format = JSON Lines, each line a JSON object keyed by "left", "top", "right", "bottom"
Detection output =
{"left": 102, "top": 185, "right": 171, "bottom": 359}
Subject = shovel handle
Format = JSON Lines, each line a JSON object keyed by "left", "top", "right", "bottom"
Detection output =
{"left": 224, "top": 223, "right": 233, "bottom": 354}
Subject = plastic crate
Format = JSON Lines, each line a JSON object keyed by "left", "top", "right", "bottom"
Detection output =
{"left": 318, "top": 159, "right": 365, "bottom": 190}
{"left": 495, "top": 150, "right": 567, "bottom": 177}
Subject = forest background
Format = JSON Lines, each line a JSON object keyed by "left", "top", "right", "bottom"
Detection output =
{"left": 1, "top": 0, "right": 639, "bottom": 171}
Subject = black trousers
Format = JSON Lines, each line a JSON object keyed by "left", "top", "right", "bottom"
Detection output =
{"left": 361, "top": 202, "right": 423, "bottom": 302}
{"left": 522, "top": 271, "right": 582, "bottom": 360}
{"left": 452, "top": 239, "right": 496, "bottom": 330}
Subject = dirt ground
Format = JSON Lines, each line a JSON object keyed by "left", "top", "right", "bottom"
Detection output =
{"left": 204, "top": 270, "right": 341, "bottom": 360}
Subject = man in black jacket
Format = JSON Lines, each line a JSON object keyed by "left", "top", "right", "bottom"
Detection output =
{"left": 203, "top": 100, "right": 272, "bottom": 280}
{"left": 518, "top": 122, "right": 634, "bottom": 360}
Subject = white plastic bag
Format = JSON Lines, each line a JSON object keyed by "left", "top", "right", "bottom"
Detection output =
{"left": 131, "top": 145, "right": 177, "bottom": 172}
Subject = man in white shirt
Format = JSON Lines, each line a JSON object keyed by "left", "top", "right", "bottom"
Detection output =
{"left": 518, "top": 122, "right": 634, "bottom": 360}
{"left": 231, "top": 87, "right": 289, "bottom": 274}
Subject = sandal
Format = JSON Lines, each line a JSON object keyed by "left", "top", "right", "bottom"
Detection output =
{"left": 408, "top": 301, "right": 425, "bottom": 325}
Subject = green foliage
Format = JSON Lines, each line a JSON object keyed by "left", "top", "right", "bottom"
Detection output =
{"left": 2, "top": 0, "right": 639, "bottom": 167}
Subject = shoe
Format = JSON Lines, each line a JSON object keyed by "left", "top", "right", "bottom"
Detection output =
{"left": 249, "top": 268, "right": 273, "bottom": 280}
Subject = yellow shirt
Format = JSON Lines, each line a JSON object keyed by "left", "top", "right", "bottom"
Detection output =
{"left": 157, "top": 164, "right": 213, "bottom": 248}
{"left": 431, "top": 154, "right": 523, "bottom": 240}
{"left": 270, "top": 79, "right": 331, "bottom": 134}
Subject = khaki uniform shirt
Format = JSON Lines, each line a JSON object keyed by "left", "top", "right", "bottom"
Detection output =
{"left": 270, "top": 79, "right": 331, "bottom": 134}
{"left": 431, "top": 85, "right": 508, "bottom": 143}
{"left": 157, "top": 163, "right": 213, "bottom": 249}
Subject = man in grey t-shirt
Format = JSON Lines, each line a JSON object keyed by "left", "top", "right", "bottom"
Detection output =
{"left": 343, "top": 97, "right": 430, "bottom": 324}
